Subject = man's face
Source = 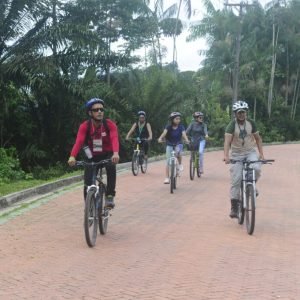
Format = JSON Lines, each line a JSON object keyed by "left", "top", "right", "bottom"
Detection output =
{"left": 236, "top": 110, "right": 246, "bottom": 122}
{"left": 89, "top": 103, "right": 104, "bottom": 121}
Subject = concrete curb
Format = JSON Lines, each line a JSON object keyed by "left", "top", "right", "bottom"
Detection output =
{"left": 1, "top": 142, "right": 298, "bottom": 210}
{"left": 0, "top": 154, "right": 167, "bottom": 209}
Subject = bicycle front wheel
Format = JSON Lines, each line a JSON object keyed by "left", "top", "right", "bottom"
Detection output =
{"left": 196, "top": 154, "right": 201, "bottom": 178}
{"left": 141, "top": 155, "right": 148, "bottom": 174}
{"left": 238, "top": 186, "right": 245, "bottom": 225}
{"left": 84, "top": 188, "right": 98, "bottom": 247}
{"left": 98, "top": 185, "right": 109, "bottom": 235}
{"left": 189, "top": 152, "right": 195, "bottom": 180}
{"left": 170, "top": 160, "right": 175, "bottom": 194}
{"left": 245, "top": 184, "right": 255, "bottom": 235}
{"left": 131, "top": 152, "right": 139, "bottom": 176}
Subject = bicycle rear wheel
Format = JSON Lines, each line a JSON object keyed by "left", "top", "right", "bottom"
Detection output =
{"left": 131, "top": 152, "right": 139, "bottom": 176}
{"left": 170, "top": 160, "right": 175, "bottom": 194}
{"left": 245, "top": 184, "right": 255, "bottom": 235}
{"left": 98, "top": 185, "right": 109, "bottom": 235}
{"left": 141, "top": 154, "right": 148, "bottom": 174}
{"left": 189, "top": 152, "right": 195, "bottom": 180}
{"left": 238, "top": 186, "right": 245, "bottom": 225}
{"left": 84, "top": 188, "right": 98, "bottom": 247}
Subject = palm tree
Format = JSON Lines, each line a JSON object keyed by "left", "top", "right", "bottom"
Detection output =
{"left": 172, "top": 0, "right": 192, "bottom": 66}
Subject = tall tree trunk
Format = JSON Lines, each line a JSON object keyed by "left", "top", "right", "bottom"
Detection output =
{"left": 285, "top": 43, "right": 289, "bottom": 106}
{"left": 254, "top": 96, "right": 257, "bottom": 121}
{"left": 293, "top": 84, "right": 300, "bottom": 120}
{"left": 290, "top": 68, "right": 299, "bottom": 119}
{"left": 172, "top": 0, "right": 182, "bottom": 66}
{"left": 52, "top": 0, "right": 58, "bottom": 56}
{"left": 267, "top": 23, "right": 279, "bottom": 118}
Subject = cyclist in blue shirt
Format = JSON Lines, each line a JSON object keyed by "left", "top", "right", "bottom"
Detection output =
{"left": 158, "top": 112, "right": 189, "bottom": 184}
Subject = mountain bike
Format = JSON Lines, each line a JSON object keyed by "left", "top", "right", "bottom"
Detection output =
{"left": 130, "top": 138, "right": 148, "bottom": 176}
{"left": 76, "top": 159, "right": 113, "bottom": 247}
{"left": 230, "top": 159, "right": 274, "bottom": 235}
{"left": 189, "top": 147, "right": 201, "bottom": 180}
{"left": 168, "top": 143, "right": 182, "bottom": 194}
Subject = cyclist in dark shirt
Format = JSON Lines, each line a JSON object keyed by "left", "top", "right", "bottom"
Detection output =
{"left": 126, "top": 111, "right": 152, "bottom": 159}
{"left": 158, "top": 112, "right": 189, "bottom": 184}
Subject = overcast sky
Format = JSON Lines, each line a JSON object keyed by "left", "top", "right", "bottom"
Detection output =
{"left": 153, "top": 0, "right": 271, "bottom": 71}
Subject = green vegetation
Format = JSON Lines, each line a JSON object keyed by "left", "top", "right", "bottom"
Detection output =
{"left": 0, "top": 0, "right": 300, "bottom": 195}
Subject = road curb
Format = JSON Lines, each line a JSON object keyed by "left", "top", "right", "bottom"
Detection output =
{"left": 1, "top": 141, "right": 298, "bottom": 210}
{"left": 0, "top": 154, "right": 167, "bottom": 209}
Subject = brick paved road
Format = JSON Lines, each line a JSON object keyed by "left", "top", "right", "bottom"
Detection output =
{"left": 0, "top": 145, "right": 299, "bottom": 300}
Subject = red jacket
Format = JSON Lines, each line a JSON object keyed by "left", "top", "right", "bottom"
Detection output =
{"left": 70, "top": 119, "right": 119, "bottom": 158}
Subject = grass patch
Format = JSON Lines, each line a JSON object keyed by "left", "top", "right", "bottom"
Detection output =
{"left": 0, "top": 170, "right": 82, "bottom": 197}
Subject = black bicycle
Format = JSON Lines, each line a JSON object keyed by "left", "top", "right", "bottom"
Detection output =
{"left": 76, "top": 159, "right": 113, "bottom": 247}
{"left": 230, "top": 159, "right": 274, "bottom": 235}
{"left": 130, "top": 138, "right": 148, "bottom": 176}
{"left": 189, "top": 149, "right": 201, "bottom": 180}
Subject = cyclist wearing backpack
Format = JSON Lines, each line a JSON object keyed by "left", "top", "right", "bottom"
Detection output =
{"left": 158, "top": 112, "right": 190, "bottom": 184}
{"left": 125, "top": 111, "right": 153, "bottom": 159}
{"left": 68, "top": 98, "right": 119, "bottom": 208}
{"left": 224, "top": 100, "right": 265, "bottom": 218}
{"left": 186, "top": 112, "right": 209, "bottom": 174}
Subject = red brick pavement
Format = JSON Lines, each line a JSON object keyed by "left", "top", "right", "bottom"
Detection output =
{"left": 0, "top": 144, "right": 299, "bottom": 300}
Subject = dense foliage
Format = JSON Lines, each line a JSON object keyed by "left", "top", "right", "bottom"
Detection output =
{"left": 0, "top": 0, "right": 299, "bottom": 182}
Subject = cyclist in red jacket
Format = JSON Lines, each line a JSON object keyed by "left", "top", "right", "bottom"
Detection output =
{"left": 68, "top": 98, "right": 119, "bottom": 208}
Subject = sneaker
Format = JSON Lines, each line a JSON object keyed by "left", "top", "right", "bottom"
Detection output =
{"left": 164, "top": 178, "right": 170, "bottom": 184}
{"left": 105, "top": 195, "right": 115, "bottom": 209}
{"left": 179, "top": 164, "right": 184, "bottom": 171}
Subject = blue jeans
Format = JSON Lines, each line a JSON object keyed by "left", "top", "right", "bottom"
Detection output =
{"left": 198, "top": 140, "right": 206, "bottom": 172}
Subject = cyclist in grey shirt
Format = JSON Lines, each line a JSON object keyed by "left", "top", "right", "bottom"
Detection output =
{"left": 224, "top": 100, "right": 265, "bottom": 218}
{"left": 186, "top": 112, "right": 209, "bottom": 174}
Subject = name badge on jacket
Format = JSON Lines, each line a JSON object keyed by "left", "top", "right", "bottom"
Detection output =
{"left": 93, "top": 139, "right": 102, "bottom": 152}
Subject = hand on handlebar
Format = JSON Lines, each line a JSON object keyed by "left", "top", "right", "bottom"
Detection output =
{"left": 223, "top": 156, "right": 230, "bottom": 164}
{"left": 68, "top": 156, "right": 76, "bottom": 167}
{"left": 111, "top": 152, "right": 119, "bottom": 164}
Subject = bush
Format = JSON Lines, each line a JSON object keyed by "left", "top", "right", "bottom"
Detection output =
{"left": 0, "top": 147, "right": 26, "bottom": 183}
{"left": 31, "top": 162, "right": 67, "bottom": 180}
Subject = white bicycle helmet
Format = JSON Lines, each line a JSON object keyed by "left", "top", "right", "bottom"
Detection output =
{"left": 232, "top": 100, "right": 249, "bottom": 112}
{"left": 138, "top": 110, "right": 146, "bottom": 117}
{"left": 193, "top": 112, "right": 204, "bottom": 118}
{"left": 169, "top": 112, "right": 181, "bottom": 120}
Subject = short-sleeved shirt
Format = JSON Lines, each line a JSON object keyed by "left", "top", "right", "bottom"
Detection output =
{"left": 225, "top": 119, "right": 258, "bottom": 155}
{"left": 165, "top": 124, "right": 185, "bottom": 146}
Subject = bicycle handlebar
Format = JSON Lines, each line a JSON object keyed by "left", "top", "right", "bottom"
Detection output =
{"left": 230, "top": 159, "right": 275, "bottom": 165}
{"left": 75, "top": 159, "right": 113, "bottom": 167}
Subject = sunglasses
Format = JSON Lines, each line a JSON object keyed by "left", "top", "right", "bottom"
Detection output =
{"left": 91, "top": 108, "right": 104, "bottom": 112}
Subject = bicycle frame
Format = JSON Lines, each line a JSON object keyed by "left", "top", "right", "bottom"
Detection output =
{"left": 168, "top": 145, "right": 180, "bottom": 177}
